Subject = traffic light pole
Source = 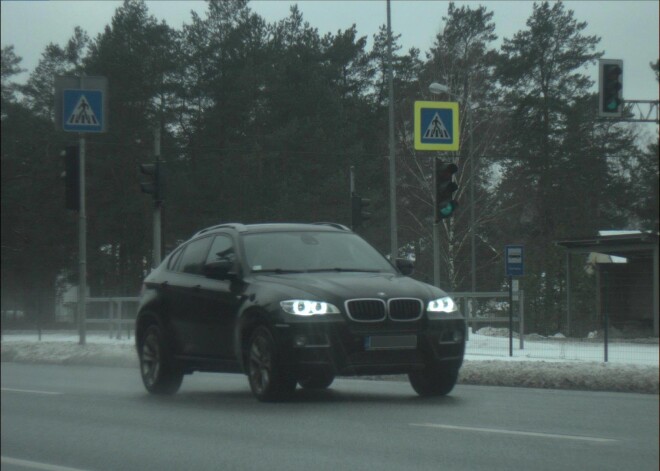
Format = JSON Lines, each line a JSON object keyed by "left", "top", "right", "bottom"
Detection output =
{"left": 153, "top": 127, "right": 162, "bottom": 268}
{"left": 433, "top": 157, "right": 440, "bottom": 287}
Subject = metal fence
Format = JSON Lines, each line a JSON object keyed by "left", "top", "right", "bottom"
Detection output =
{"left": 454, "top": 291, "right": 658, "bottom": 365}
{"left": 4, "top": 294, "right": 657, "bottom": 365}
{"left": 64, "top": 297, "right": 140, "bottom": 339}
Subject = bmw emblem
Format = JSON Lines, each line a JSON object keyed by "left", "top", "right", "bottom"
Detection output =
{"left": 377, "top": 292, "right": 386, "bottom": 297}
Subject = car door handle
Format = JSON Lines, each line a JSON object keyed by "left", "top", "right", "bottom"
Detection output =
{"left": 160, "top": 281, "right": 169, "bottom": 290}
{"left": 191, "top": 284, "right": 201, "bottom": 292}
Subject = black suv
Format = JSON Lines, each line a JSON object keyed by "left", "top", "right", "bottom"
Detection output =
{"left": 136, "top": 223, "right": 465, "bottom": 401}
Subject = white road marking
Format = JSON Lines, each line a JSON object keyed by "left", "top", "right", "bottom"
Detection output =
{"left": 1, "top": 456, "right": 91, "bottom": 471}
{"left": 410, "top": 423, "right": 618, "bottom": 443}
{"left": 1, "top": 387, "right": 61, "bottom": 395}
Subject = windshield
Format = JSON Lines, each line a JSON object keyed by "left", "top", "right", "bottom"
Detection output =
{"left": 243, "top": 231, "right": 396, "bottom": 274}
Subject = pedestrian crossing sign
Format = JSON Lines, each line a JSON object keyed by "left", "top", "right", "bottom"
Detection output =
{"left": 414, "top": 101, "right": 460, "bottom": 151}
{"left": 63, "top": 89, "right": 104, "bottom": 132}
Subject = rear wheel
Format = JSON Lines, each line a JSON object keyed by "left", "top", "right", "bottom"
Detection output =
{"left": 408, "top": 364, "right": 459, "bottom": 397}
{"left": 298, "top": 371, "right": 335, "bottom": 390}
{"left": 139, "top": 324, "right": 183, "bottom": 395}
{"left": 247, "top": 326, "right": 297, "bottom": 402}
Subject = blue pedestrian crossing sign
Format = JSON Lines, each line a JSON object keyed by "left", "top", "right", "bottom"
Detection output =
{"left": 63, "top": 89, "right": 104, "bottom": 133}
{"left": 414, "top": 101, "right": 460, "bottom": 151}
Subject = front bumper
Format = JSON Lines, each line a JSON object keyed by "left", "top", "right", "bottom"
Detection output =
{"left": 275, "top": 318, "right": 465, "bottom": 376}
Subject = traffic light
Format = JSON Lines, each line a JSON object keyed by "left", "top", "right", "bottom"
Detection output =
{"left": 139, "top": 160, "right": 165, "bottom": 202}
{"left": 435, "top": 161, "right": 458, "bottom": 221}
{"left": 599, "top": 59, "right": 623, "bottom": 117}
{"left": 351, "top": 193, "right": 371, "bottom": 229}
{"left": 62, "top": 145, "right": 80, "bottom": 211}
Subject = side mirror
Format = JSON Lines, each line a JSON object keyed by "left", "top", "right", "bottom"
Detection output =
{"left": 203, "top": 259, "right": 236, "bottom": 280}
{"left": 395, "top": 258, "right": 414, "bottom": 276}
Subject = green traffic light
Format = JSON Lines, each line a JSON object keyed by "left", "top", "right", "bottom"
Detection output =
{"left": 439, "top": 201, "right": 457, "bottom": 217}
{"left": 600, "top": 61, "right": 623, "bottom": 115}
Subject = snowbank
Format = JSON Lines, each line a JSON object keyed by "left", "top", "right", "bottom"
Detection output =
{"left": 1, "top": 332, "right": 658, "bottom": 394}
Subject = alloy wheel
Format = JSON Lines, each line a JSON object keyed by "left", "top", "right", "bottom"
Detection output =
{"left": 249, "top": 333, "right": 272, "bottom": 395}
{"left": 141, "top": 332, "right": 161, "bottom": 387}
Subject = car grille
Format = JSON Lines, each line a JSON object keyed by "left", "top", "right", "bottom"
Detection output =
{"left": 345, "top": 299, "right": 386, "bottom": 322}
{"left": 388, "top": 298, "right": 424, "bottom": 321}
{"left": 345, "top": 298, "right": 423, "bottom": 322}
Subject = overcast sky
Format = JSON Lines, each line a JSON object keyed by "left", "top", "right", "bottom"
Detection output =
{"left": 2, "top": 0, "right": 658, "bottom": 102}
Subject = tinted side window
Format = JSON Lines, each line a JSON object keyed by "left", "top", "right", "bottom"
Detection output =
{"left": 205, "top": 235, "right": 235, "bottom": 265}
{"left": 167, "top": 247, "right": 184, "bottom": 271}
{"left": 178, "top": 237, "right": 213, "bottom": 275}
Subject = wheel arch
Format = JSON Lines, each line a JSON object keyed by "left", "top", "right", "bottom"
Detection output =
{"left": 234, "top": 307, "right": 275, "bottom": 372}
{"left": 135, "top": 309, "right": 170, "bottom": 351}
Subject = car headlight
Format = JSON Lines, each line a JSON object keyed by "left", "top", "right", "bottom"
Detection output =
{"left": 280, "top": 300, "right": 340, "bottom": 316}
{"left": 426, "top": 296, "right": 457, "bottom": 313}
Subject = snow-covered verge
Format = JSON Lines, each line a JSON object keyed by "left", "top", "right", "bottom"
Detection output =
{"left": 1, "top": 332, "right": 658, "bottom": 394}
{"left": 1, "top": 341, "right": 138, "bottom": 368}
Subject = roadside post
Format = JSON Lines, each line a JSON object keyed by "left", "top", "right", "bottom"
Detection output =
{"left": 55, "top": 75, "right": 108, "bottom": 345}
{"left": 505, "top": 245, "right": 524, "bottom": 356}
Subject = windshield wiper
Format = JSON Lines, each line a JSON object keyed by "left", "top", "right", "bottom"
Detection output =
{"left": 306, "top": 268, "right": 382, "bottom": 273}
{"left": 252, "top": 268, "right": 305, "bottom": 274}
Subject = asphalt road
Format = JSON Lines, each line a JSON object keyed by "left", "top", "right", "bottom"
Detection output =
{"left": 1, "top": 363, "right": 658, "bottom": 471}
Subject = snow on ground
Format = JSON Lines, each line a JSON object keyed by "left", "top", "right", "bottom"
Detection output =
{"left": 1, "top": 330, "right": 658, "bottom": 394}
{"left": 466, "top": 328, "right": 659, "bottom": 366}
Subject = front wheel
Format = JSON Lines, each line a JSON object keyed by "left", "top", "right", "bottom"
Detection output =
{"left": 247, "top": 326, "right": 297, "bottom": 402}
{"left": 408, "top": 364, "right": 459, "bottom": 397}
{"left": 139, "top": 324, "right": 183, "bottom": 395}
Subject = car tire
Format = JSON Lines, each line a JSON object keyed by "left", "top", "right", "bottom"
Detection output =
{"left": 408, "top": 364, "right": 459, "bottom": 397}
{"left": 247, "top": 326, "right": 297, "bottom": 402}
{"left": 139, "top": 324, "right": 183, "bottom": 395}
{"left": 298, "top": 371, "right": 335, "bottom": 390}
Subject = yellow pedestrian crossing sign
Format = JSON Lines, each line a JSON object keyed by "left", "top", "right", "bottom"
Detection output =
{"left": 414, "top": 101, "right": 460, "bottom": 151}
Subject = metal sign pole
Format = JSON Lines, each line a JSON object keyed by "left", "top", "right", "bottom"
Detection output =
{"left": 78, "top": 131, "right": 87, "bottom": 345}
{"left": 77, "top": 74, "right": 87, "bottom": 345}
{"left": 153, "top": 127, "right": 162, "bottom": 268}
{"left": 55, "top": 74, "right": 106, "bottom": 346}
{"left": 508, "top": 275, "right": 513, "bottom": 357}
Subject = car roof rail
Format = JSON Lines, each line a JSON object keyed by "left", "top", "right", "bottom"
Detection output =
{"left": 193, "top": 223, "right": 247, "bottom": 237}
{"left": 313, "top": 222, "right": 351, "bottom": 231}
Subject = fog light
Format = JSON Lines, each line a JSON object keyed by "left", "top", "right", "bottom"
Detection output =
{"left": 294, "top": 335, "right": 307, "bottom": 347}
{"left": 453, "top": 330, "right": 463, "bottom": 342}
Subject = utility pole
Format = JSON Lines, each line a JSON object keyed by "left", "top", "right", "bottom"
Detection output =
{"left": 469, "top": 107, "right": 476, "bottom": 295}
{"left": 386, "top": 0, "right": 398, "bottom": 259}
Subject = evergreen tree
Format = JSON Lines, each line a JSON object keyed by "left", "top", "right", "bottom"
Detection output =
{"left": 492, "top": 1, "right": 643, "bottom": 333}
{"left": 1, "top": 47, "right": 75, "bottom": 323}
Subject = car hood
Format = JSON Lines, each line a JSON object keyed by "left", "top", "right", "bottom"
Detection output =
{"left": 250, "top": 271, "right": 447, "bottom": 303}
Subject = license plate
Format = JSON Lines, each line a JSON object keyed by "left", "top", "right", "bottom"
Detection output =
{"left": 364, "top": 335, "right": 417, "bottom": 350}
